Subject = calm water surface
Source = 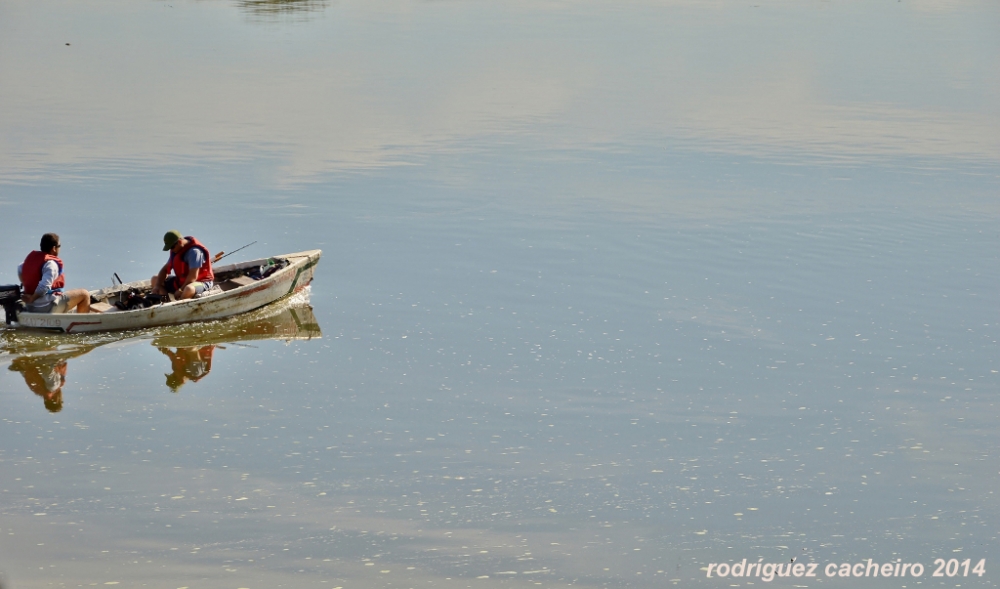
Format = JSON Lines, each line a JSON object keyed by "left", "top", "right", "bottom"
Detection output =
{"left": 1, "top": 0, "right": 999, "bottom": 587}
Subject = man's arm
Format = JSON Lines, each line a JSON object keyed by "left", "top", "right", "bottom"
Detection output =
{"left": 156, "top": 261, "right": 172, "bottom": 284}
{"left": 179, "top": 266, "right": 198, "bottom": 290}
{"left": 177, "top": 247, "right": 205, "bottom": 290}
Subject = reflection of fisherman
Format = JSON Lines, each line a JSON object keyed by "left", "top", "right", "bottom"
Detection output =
{"left": 158, "top": 345, "right": 216, "bottom": 392}
{"left": 9, "top": 356, "right": 67, "bottom": 412}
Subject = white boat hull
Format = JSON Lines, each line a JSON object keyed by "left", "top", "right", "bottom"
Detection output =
{"left": 15, "top": 250, "right": 321, "bottom": 334}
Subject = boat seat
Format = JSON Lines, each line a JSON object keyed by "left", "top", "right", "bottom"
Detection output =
{"left": 219, "top": 275, "right": 257, "bottom": 291}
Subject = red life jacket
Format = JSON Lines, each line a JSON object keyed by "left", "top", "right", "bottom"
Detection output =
{"left": 169, "top": 236, "right": 214, "bottom": 283}
{"left": 21, "top": 251, "right": 65, "bottom": 294}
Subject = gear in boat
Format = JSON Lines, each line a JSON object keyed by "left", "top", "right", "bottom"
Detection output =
{"left": 98, "top": 258, "right": 290, "bottom": 312}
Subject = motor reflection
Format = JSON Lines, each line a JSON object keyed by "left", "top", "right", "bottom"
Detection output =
{"left": 2, "top": 301, "right": 321, "bottom": 410}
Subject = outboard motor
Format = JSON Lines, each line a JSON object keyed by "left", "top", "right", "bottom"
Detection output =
{"left": 0, "top": 284, "right": 23, "bottom": 325}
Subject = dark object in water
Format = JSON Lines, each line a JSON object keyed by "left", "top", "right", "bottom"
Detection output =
{"left": 1, "top": 283, "right": 23, "bottom": 324}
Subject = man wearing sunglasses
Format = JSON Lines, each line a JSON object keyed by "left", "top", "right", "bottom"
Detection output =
{"left": 17, "top": 232, "right": 91, "bottom": 314}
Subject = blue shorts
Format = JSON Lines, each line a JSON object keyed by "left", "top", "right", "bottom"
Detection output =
{"left": 165, "top": 277, "right": 213, "bottom": 296}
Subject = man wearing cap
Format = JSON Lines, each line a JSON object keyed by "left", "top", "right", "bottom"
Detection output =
{"left": 17, "top": 232, "right": 91, "bottom": 314}
{"left": 151, "top": 231, "right": 215, "bottom": 300}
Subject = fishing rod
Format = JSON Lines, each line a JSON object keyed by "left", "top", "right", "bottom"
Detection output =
{"left": 213, "top": 240, "right": 257, "bottom": 263}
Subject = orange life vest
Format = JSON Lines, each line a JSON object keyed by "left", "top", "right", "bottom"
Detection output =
{"left": 169, "top": 236, "right": 214, "bottom": 283}
{"left": 21, "top": 251, "right": 65, "bottom": 294}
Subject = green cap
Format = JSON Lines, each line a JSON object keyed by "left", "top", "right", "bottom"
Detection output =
{"left": 163, "top": 230, "right": 182, "bottom": 251}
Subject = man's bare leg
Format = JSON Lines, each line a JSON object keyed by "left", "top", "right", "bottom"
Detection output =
{"left": 64, "top": 289, "right": 91, "bottom": 314}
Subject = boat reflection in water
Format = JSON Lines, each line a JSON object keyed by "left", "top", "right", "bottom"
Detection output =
{"left": 151, "top": 302, "right": 321, "bottom": 392}
{"left": 2, "top": 292, "right": 321, "bottom": 410}
{"left": 2, "top": 331, "right": 111, "bottom": 413}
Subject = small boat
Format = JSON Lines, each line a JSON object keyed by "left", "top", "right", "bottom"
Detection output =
{"left": 3, "top": 249, "right": 321, "bottom": 334}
